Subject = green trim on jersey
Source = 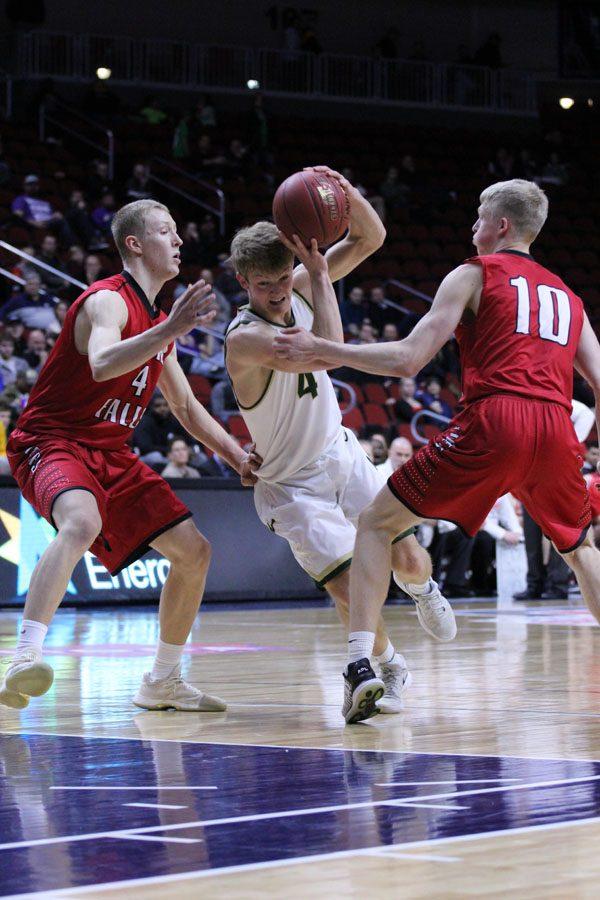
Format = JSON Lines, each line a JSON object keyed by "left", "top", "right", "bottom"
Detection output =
{"left": 245, "top": 305, "right": 297, "bottom": 328}
{"left": 314, "top": 552, "right": 353, "bottom": 588}
{"left": 294, "top": 288, "right": 313, "bottom": 312}
{"left": 392, "top": 526, "right": 417, "bottom": 544}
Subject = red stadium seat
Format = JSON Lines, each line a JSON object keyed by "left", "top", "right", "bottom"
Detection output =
{"left": 363, "top": 383, "right": 388, "bottom": 405}
{"left": 362, "top": 403, "right": 390, "bottom": 427}
{"left": 342, "top": 407, "right": 365, "bottom": 431}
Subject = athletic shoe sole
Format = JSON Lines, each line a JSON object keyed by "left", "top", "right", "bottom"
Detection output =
{"left": 0, "top": 688, "right": 29, "bottom": 709}
{"left": 345, "top": 677, "right": 384, "bottom": 724}
{"left": 6, "top": 662, "right": 54, "bottom": 698}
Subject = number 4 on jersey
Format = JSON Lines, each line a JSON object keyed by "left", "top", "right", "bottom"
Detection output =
{"left": 298, "top": 372, "right": 318, "bottom": 399}
{"left": 131, "top": 365, "right": 149, "bottom": 397}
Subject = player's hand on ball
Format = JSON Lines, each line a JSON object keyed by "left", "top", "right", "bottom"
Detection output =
{"left": 166, "top": 280, "right": 217, "bottom": 338}
{"left": 238, "top": 442, "right": 262, "bottom": 487}
{"left": 273, "top": 326, "right": 318, "bottom": 364}
{"left": 304, "top": 165, "right": 350, "bottom": 195}
{"left": 278, "top": 232, "right": 327, "bottom": 274}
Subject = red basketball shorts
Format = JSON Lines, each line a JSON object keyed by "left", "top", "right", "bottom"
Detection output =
{"left": 7, "top": 429, "right": 191, "bottom": 574}
{"left": 389, "top": 395, "right": 591, "bottom": 553}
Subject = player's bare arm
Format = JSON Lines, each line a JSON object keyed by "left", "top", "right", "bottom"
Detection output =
{"left": 574, "top": 314, "right": 600, "bottom": 457}
{"left": 159, "top": 350, "right": 261, "bottom": 486}
{"left": 279, "top": 233, "right": 344, "bottom": 343}
{"left": 292, "top": 165, "right": 386, "bottom": 299}
{"left": 226, "top": 321, "right": 330, "bottom": 408}
{"left": 274, "top": 263, "right": 482, "bottom": 377}
{"left": 82, "top": 280, "right": 216, "bottom": 381}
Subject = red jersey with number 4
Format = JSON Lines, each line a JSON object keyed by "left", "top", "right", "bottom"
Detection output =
{"left": 456, "top": 250, "right": 584, "bottom": 411}
{"left": 13, "top": 271, "right": 173, "bottom": 450}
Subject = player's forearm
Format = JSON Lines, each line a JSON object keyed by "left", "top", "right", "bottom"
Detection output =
{"left": 309, "top": 271, "right": 344, "bottom": 343}
{"left": 312, "top": 335, "right": 417, "bottom": 377}
{"left": 90, "top": 320, "right": 173, "bottom": 381}
{"left": 176, "top": 400, "right": 245, "bottom": 472}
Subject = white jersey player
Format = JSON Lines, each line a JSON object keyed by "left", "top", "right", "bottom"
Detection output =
{"left": 225, "top": 166, "right": 456, "bottom": 720}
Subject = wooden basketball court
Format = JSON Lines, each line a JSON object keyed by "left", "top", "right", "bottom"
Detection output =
{"left": 1, "top": 597, "right": 600, "bottom": 898}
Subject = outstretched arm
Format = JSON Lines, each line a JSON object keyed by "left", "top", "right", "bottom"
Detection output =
{"left": 158, "top": 350, "right": 261, "bottom": 485}
{"left": 292, "top": 166, "right": 386, "bottom": 299}
{"left": 280, "top": 234, "right": 343, "bottom": 343}
{"left": 86, "top": 280, "right": 216, "bottom": 381}
{"left": 275, "top": 263, "right": 481, "bottom": 377}
{"left": 574, "top": 314, "right": 600, "bottom": 451}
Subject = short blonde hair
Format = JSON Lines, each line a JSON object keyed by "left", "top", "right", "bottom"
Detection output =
{"left": 479, "top": 179, "right": 548, "bottom": 243}
{"left": 230, "top": 221, "right": 293, "bottom": 278}
{"left": 111, "top": 199, "right": 170, "bottom": 260}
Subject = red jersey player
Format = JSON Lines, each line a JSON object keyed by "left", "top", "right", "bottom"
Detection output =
{"left": 0, "top": 199, "right": 260, "bottom": 712}
{"left": 274, "top": 178, "right": 600, "bottom": 723}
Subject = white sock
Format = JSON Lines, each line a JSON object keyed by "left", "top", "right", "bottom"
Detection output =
{"left": 150, "top": 639, "right": 185, "bottom": 680}
{"left": 348, "top": 631, "right": 375, "bottom": 664}
{"left": 374, "top": 639, "right": 398, "bottom": 666}
{"left": 405, "top": 579, "right": 432, "bottom": 596}
{"left": 16, "top": 619, "right": 48, "bottom": 659}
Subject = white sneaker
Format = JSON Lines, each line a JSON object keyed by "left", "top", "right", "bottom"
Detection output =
{"left": 377, "top": 656, "right": 413, "bottom": 714}
{"left": 0, "top": 650, "right": 54, "bottom": 709}
{"left": 394, "top": 576, "right": 457, "bottom": 642}
{"left": 133, "top": 667, "right": 227, "bottom": 712}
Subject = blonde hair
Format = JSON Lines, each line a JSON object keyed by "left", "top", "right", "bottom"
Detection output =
{"left": 111, "top": 199, "right": 170, "bottom": 260}
{"left": 230, "top": 221, "right": 293, "bottom": 278}
{"left": 479, "top": 179, "right": 548, "bottom": 243}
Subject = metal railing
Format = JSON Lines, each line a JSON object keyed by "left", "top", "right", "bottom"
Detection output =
{"left": 39, "top": 100, "right": 114, "bottom": 180}
{"left": 410, "top": 408, "right": 451, "bottom": 445}
{"left": 0, "top": 241, "right": 86, "bottom": 291}
{"left": 149, "top": 158, "right": 225, "bottom": 236}
{"left": 9, "top": 31, "right": 537, "bottom": 116}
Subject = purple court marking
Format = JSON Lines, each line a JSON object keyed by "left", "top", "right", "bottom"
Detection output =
{"left": 0, "top": 643, "right": 289, "bottom": 658}
{"left": 1, "top": 735, "right": 600, "bottom": 896}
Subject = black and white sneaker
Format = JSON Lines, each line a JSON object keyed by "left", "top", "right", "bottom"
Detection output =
{"left": 342, "top": 658, "right": 384, "bottom": 724}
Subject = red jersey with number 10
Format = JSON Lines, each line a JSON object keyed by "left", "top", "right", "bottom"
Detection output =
{"left": 13, "top": 271, "right": 173, "bottom": 449}
{"left": 456, "top": 250, "right": 584, "bottom": 412}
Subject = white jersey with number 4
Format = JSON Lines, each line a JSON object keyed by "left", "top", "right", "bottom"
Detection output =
{"left": 226, "top": 291, "right": 342, "bottom": 483}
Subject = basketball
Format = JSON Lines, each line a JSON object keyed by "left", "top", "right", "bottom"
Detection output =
{"left": 272, "top": 170, "right": 350, "bottom": 248}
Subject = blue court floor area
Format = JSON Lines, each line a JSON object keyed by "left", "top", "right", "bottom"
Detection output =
{"left": 1, "top": 734, "right": 600, "bottom": 896}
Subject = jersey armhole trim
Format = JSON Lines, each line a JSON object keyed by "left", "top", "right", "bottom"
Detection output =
{"left": 294, "top": 289, "right": 313, "bottom": 311}
{"left": 224, "top": 319, "right": 275, "bottom": 411}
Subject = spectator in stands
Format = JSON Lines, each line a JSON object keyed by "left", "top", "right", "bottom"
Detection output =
{"left": 10, "top": 245, "right": 37, "bottom": 280}
{"left": 191, "top": 94, "right": 217, "bottom": 132}
{"left": 189, "top": 331, "right": 225, "bottom": 378}
{"left": 1, "top": 367, "right": 37, "bottom": 413}
{"left": 199, "top": 451, "right": 236, "bottom": 478}
{"left": 36, "top": 234, "right": 69, "bottom": 292}
{"left": 0, "top": 334, "right": 28, "bottom": 386}
{"left": 0, "top": 399, "right": 15, "bottom": 474}
{"left": 86, "top": 159, "right": 113, "bottom": 203}
{"left": 226, "top": 138, "right": 250, "bottom": 180}
{"left": 199, "top": 267, "right": 231, "bottom": 331}
{"left": 371, "top": 432, "right": 389, "bottom": 468}
{"left": 23, "top": 329, "right": 50, "bottom": 371}
{"left": 91, "top": 191, "right": 116, "bottom": 241}
{"left": 65, "top": 244, "right": 85, "bottom": 282}
{"left": 430, "top": 520, "right": 475, "bottom": 598}
{"left": 416, "top": 376, "right": 453, "bottom": 419}
{"left": 210, "top": 378, "right": 238, "bottom": 424}
{"left": 65, "top": 190, "right": 96, "bottom": 249}
{"left": 339, "top": 285, "right": 368, "bottom": 336}
{"left": 583, "top": 445, "right": 600, "bottom": 475}
{"left": 377, "top": 436, "right": 413, "bottom": 478}
{"left": 133, "top": 393, "right": 191, "bottom": 468}
{"left": 214, "top": 254, "right": 245, "bottom": 303}
{"left": 539, "top": 152, "right": 569, "bottom": 187}
{"left": 125, "top": 163, "right": 154, "bottom": 202}
{"left": 351, "top": 319, "right": 378, "bottom": 345}
{"left": 161, "top": 438, "right": 201, "bottom": 479}
{"left": 138, "top": 95, "right": 168, "bottom": 127}
{"left": 197, "top": 214, "right": 220, "bottom": 266}
{"left": 84, "top": 254, "right": 108, "bottom": 286}
{"left": 194, "top": 134, "right": 226, "bottom": 178}
{"left": 487, "top": 147, "right": 514, "bottom": 180}
{"left": 359, "top": 438, "right": 374, "bottom": 461}
{"left": 4, "top": 321, "right": 27, "bottom": 358}
{"left": 379, "top": 165, "right": 410, "bottom": 213}
{"left": 172, "top": 111, "right": 192, "bottom": 161}
{"left": 390, "top": 376, "right": 423, "bottom": 423}
{"left": 11, "top": 175, "right": 72, "bottom": 245}
{"left": 49, "top": 300, "right": 69, "bottom": 337}
{"left": 381, "top": 323, "right": 399, "bottom": 342}
{"left": 179, "top": 221, "right": 203, "bottom": 266}
{"left": 247, "top": 93, "right": 273, "bottom": 177}
{"left": 0, "top": 273, "right": 59, "bottom": 331}
{"left": 514, "top": 148, "right": 538, "bottom": 180}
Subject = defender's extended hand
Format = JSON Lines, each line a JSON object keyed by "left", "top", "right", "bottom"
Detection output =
{"left": 273, "top": 326, "right": 320, "bottom": 365}
{"left": 166, "top": 280, "right": 217, "bottom": 339}
{"left": 238, "top": 443, "right": 263, "bottom": 487}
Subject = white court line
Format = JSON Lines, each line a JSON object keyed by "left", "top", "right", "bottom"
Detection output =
{"left": 117, "top": 834, "right": 202, "bottom": 845}
{"left": 124, "top": 803, "right": 188, "bottom": 810}
{"left": 4, "top": 815, "right": 600, "bottom": 900}
{"left": 381, "top": 778, "right": 522, "bottom": 787}
{"left": 0, "top": 773, "right": 598, "bottom": 853}
{"left": 3, "top": 731, "right": 600, "bottom": 764}
{"left": 51, "top": 785, "right": 217, "bottom": 791}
